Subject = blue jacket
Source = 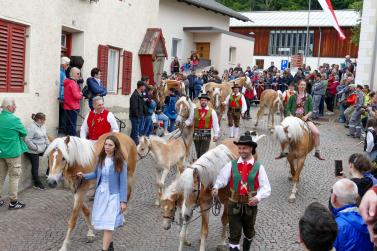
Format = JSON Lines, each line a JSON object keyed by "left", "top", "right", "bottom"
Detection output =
{"left": 83, "top": 159, "right": 128, "bottom": 203}
{"left": 333, "top": 204, "right": 373, "bottom": 251}
{"left": 187, "top": 74, "right": 197, "bottom": 89}
{"left": 194, "top": 78, "right": 203, "bottom": 90}
{"left": 87, "top": 77, "right": 107, "bottom": 97}
{"left": 59, "top": 67, "right": 66, "bottom": 101}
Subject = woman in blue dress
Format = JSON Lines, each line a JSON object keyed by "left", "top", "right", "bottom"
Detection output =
{"left": 77, "top": 135, "right": 128, "bottom": 251}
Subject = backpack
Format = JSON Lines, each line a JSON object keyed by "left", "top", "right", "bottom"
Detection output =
{"left": 164, "top": 96, "right": 177, "bottom": 120}
{"left": 82, "top": 85, "right": 93, "bottom": 99}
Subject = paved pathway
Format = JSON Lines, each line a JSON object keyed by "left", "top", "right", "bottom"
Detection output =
{"left": 0, "top": 107, "right": 363, "bottom": 251}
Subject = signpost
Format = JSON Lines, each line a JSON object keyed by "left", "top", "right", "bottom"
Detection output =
{"left": 281, "top": 60, "right": 289, "bottom": 70}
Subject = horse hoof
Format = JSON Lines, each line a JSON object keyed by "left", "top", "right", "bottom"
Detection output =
{"left": 184, "top": 240, "right": 191, "bottom": 246}
{"left": 86, "top": 236, "right": 95, "bottom": 243}
{"left": 288, "top": 197, "right": 296, "bottom": 203}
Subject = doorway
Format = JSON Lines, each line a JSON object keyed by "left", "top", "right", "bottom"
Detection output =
{"left": 196, "top": 43, "right": 210, "bottom": 60}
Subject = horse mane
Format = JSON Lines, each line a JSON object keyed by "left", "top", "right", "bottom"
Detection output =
{"left": 176, "top": 96, "right": 190, "bottom": 108}
{"left": 45, "top": 136, "right": 95, "bottom": 166}
{"left": 176, "top": 144, "right": 235, "bottom": 197}
{"left": 277, "top": 116, "right": 307, "bottom": 143}
{"left": 148, "top": 135, "right": 167, "bottom": 144}
{"left": 161, "top": 178, "right": 180, "bottom": 200}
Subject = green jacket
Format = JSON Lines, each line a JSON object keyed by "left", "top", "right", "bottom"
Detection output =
{"left": 286, "top": 93, "right": 313, "bottom": 116}
{"left": 0, "top": 110, "right": 28, "bottom": 158}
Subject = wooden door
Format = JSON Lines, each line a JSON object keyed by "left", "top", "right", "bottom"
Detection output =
{"left": 196, "top": 43, "right": 210, "bottom": 59}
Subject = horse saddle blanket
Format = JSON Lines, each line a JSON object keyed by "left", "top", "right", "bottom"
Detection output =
{"left": 193, "top": 129, "right": 211, "bottom": 141}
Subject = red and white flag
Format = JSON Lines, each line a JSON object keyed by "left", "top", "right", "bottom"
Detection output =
{"left": 317, "top": 0, "right": 346, "bottom": 40}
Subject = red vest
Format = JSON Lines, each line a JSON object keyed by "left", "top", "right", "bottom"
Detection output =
{"left": 244, "top": 86, "right": 254, "bottom": 99}
{"left": 87, "top": 109, "right": 111, "bottom": 140}
{"left": 229, "top": 94, "right": 242, "bottom": 108}
{"left": 229, "top": 161, "right": 260, "bottom": 196}
{"left": 194, "top": 108, "right": 213, "bottom": 129}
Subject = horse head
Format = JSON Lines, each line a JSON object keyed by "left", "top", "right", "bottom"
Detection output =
{"left": 179, "top": 167, "right": 201, "bottom": 222}
{"left": 160, "top": 185, "right": 180, "bottom": 230}
{"left": 45, "top": 137, "right": 70, "bottom": 188}
{"left": 213, "top": 87, "right": 221, "bottom": 109}
{"left": 175, "top": 96, "right": 192, "bottom": 126}
{"left": 136, "top": 136, "right": 151, "bottom": 159}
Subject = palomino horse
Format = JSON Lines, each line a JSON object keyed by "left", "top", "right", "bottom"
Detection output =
{"left": 204, "top": 83, "right": 231, "bottom": 125}
{"left": 165, "top": 138, "right": 239, "bottom": 251}
{"left": 45, "top": 132, "right": 137, "bottom": 251}
{"left": 254, "top": 89, "right": 284, "bottom": 132}
{"left": 157, "top": 80, "right": 186, "bottom": 107}
{"left": 275, "top": 116, "right": 314, "bottom": 202}
{"left": 175, "top": 96, "right": 195, "bottom": 159}
{"left": 137, "top": 135, "right": 187, "bottom": 206}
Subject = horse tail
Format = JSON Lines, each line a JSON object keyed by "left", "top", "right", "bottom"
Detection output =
{"left": 274, "top": 124, "right": 288, "bottom": 143}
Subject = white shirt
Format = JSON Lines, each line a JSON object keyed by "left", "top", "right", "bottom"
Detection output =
{"left": 213, "top": 157, "right": 271, "bottom": 202}
{"left": 80, "top": 110, "right": 120, "bottom": 139}
{"left": 224, "top": 92, "right": 247, "bottom": 114}
{"left": 366, "top": 127, "right": 376, "bottom": 153}
{"left": 185, "top": 106, "right": 220, "bottom": 137}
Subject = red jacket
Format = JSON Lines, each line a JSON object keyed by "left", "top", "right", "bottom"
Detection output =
{"left": 327, "top": 76, "right": 339, "bottom": 96}
{"left": 64, "top": 78, "right": 82, "bottom": 110}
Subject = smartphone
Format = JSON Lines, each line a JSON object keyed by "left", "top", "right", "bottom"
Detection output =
{"left": 335, "top": 160, "right": 343, "bottom": 176}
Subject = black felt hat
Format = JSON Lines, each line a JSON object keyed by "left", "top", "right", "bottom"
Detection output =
{"left": 198, "top": 92, "right": 211, "bottom": 100}
{"left": 233, "top": 131, "right": 257, "bottom": 148}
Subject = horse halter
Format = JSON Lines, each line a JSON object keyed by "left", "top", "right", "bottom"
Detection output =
{"left": 137, "top": 139, "right": 151, "bottom": 160}
{"left": 162, "top": 199, "right": 178, "bottom": 222}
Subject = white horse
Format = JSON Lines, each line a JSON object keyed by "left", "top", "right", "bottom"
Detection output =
{"left": 137, "top": 135, "right": 187, "bottom": 206}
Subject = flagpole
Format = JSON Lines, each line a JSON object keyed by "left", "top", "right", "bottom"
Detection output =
{"left": 304, "top": 0, "right": 311, "bottom": 66}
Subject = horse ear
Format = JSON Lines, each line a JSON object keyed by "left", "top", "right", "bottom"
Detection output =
{"left": 64, "top": 135, "right": 70, "bottom": 145}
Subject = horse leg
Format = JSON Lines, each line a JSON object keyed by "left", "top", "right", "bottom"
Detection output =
{"left": 81, "top": 202, "right": 95, "bottom": 243}
{"left": 155, "top": 170, "right": 162, "bottom": 206}
{"left": 289, "top": 157, "right": 306, "bottom": 203}
{"left": 219, "top": 203, "right": 228, "bottom": 247}
{"left": 271, "top": 107, "right": 275, "bottom": 131}
{"left": 254, "top": 105, "right": 264, "bottom": 127}
{"left": 287, "top": 155, "right": 296, "bottom": 181}
{"left": 199, "top": 209, "right": 210, "bottom": 251}
{"left": 59, "top": 192, "right": 84, "bottom": 251}
{"left": 179, "top": 223, "right": 190, "bottom": 251}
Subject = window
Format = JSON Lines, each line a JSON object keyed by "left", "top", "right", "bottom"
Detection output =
{"left": 97, "top": 45, "right": 133, "bottom": 95}
{"left": 107, "top": 48, "right": 120, "bottom": 93}
{"left": 229, "top": 47, "right": 236, "bottom": 63}
{"left": 171, "top": 38, "right": 181, "bottom": 58}
{"left": 256, "top": 59, "right": 264, "bottom": 69}
{"left": 268, "top": 30, "right": 314, "bottom": 56}
{"left": 61, "top": 32, "right": 72, "bottom": 57}
{"left": 0, "top": 19, "right": 26, "bottom": 93}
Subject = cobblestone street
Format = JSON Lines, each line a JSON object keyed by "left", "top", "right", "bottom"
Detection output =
{"left": 0, "top": 108, "right": 364, "bottom": 251}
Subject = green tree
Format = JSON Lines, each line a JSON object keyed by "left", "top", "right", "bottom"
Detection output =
{"left": 350, "top": 0, "right": 363, "bottom": 45}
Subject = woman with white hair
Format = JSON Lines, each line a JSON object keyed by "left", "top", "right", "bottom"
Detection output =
{"left": 63, "top": 67, "right": 83, "bottom": 136}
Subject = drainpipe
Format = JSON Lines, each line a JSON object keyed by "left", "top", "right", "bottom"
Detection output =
{"left": 369, "top": 24, "right": 377, "bottom": 89}
{"left": 317, "top": 27, "right": 322, "bottom": 68}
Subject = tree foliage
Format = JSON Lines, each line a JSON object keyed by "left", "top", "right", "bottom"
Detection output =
{"left": 218, "top": 0, "right": 361, "bottom": 11}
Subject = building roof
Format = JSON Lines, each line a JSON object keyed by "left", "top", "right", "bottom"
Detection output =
{"left": 138, "top": 28, "right": 168, "bottom": 58}
{"left": 230, "top": 10, "right": 359, "bottom": 27}
{"left": 178, "top": 0, "right": 250, "bottom": 22}
{"left": 183, "top": 26, "right": 254, "bottom": 41}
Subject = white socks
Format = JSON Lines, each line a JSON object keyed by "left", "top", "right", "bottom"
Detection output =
{"left": 229, "top": 126, "right": 234, "bottom": 138}
{"left": 234, "top": 127, "right": 240, "bottom": 138}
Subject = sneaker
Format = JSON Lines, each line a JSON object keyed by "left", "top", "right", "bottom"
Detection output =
{"left": 8, "top": 201, "right": 26, "bottom": 210}
{"left": 33, "top": 182, "right": 45, "bottom": 190}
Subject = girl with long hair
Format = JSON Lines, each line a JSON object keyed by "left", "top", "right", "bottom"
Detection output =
{"left": 77, "top": 135, "right": 128, "bottom": 251}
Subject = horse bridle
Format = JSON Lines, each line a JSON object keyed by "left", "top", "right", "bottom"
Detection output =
{"left": 162, "top": 199, "right": 178, "bottom": 222}
{"left": 137, "top": 139, "right": 151, "bottom": 160}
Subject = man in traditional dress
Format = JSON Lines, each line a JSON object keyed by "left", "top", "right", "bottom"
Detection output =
{"left": 224, "top": 84, "right": 247, "bottom": 138}
{"left": 184, "top": 92, "right": 220, "bottom": 158}
{"left": 80, "top": 96, "right": 119, "bottom": 140}
{"left": 212, "top": 132, "right": 271, "bottom": 251}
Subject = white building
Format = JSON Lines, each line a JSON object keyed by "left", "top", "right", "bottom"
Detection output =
{"left": 158, "top": 0, "right": 254, "bottom": 75}
{"left": 355, "top": 0, "right": 377, "bottom": 90}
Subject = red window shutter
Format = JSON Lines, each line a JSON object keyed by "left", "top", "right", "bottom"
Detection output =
{"left": 97, "top": 45, "right": 108, "bottom": 88}
{"left": 8, "top": 24, "right": 26, "bottom": 92}
{"left": 0, "top": 21, "right": 8, "bottom": 92}
{"left": 0, "top": 20, "right": 26, "bottom": 93}
{"left": 122, "top": 50, "right": 132, "bottom": 95}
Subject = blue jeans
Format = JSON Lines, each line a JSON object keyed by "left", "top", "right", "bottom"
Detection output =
{"left": 168, "top": 119, "right": 176, "bottom": 132}
{"left": 130, "top": 117, "right": 142, "bottom": 145}
{"left": 189, "top": 88, "right": 195, "bottom": 100}
{"left": 157, "top": 113, "right": 169, "bottom": 130}
{"left": 312, "top": 95, "right": 322, "bottom": 118}
{"left": 143, "top": 115, "right": 153, "bottom": 137}
{"left": 194, "top": 89, "right": 201, "bottom": 99}
{"left": 338, "top": 103, "right": 348, "bottom": 122}
{"left": 368, "top": 151, "right": 377, "bottom": 162}
{"left": 319, "top": 95, "right": 324, "bottom": 116}
{"left": 65, "top": 109, "right": 79, "bottom": 136}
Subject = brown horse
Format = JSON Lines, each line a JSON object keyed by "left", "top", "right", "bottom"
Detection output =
{"left": 204, "top": 82, "right": 231, "bottom": 125}
{"left": 157, "top": 80, "right": 186, "bottom": 107}
{"left": 274, "top": 116, "right": 314, "bottom": 202}
{"left": 254, "top": 89, "right": 284, "bottom": 132}
{"left": 175, "top": 96, "right": 195, "bottom": 159}
{"left": 45, "top": 132, "right": 137, "bottom": 251}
